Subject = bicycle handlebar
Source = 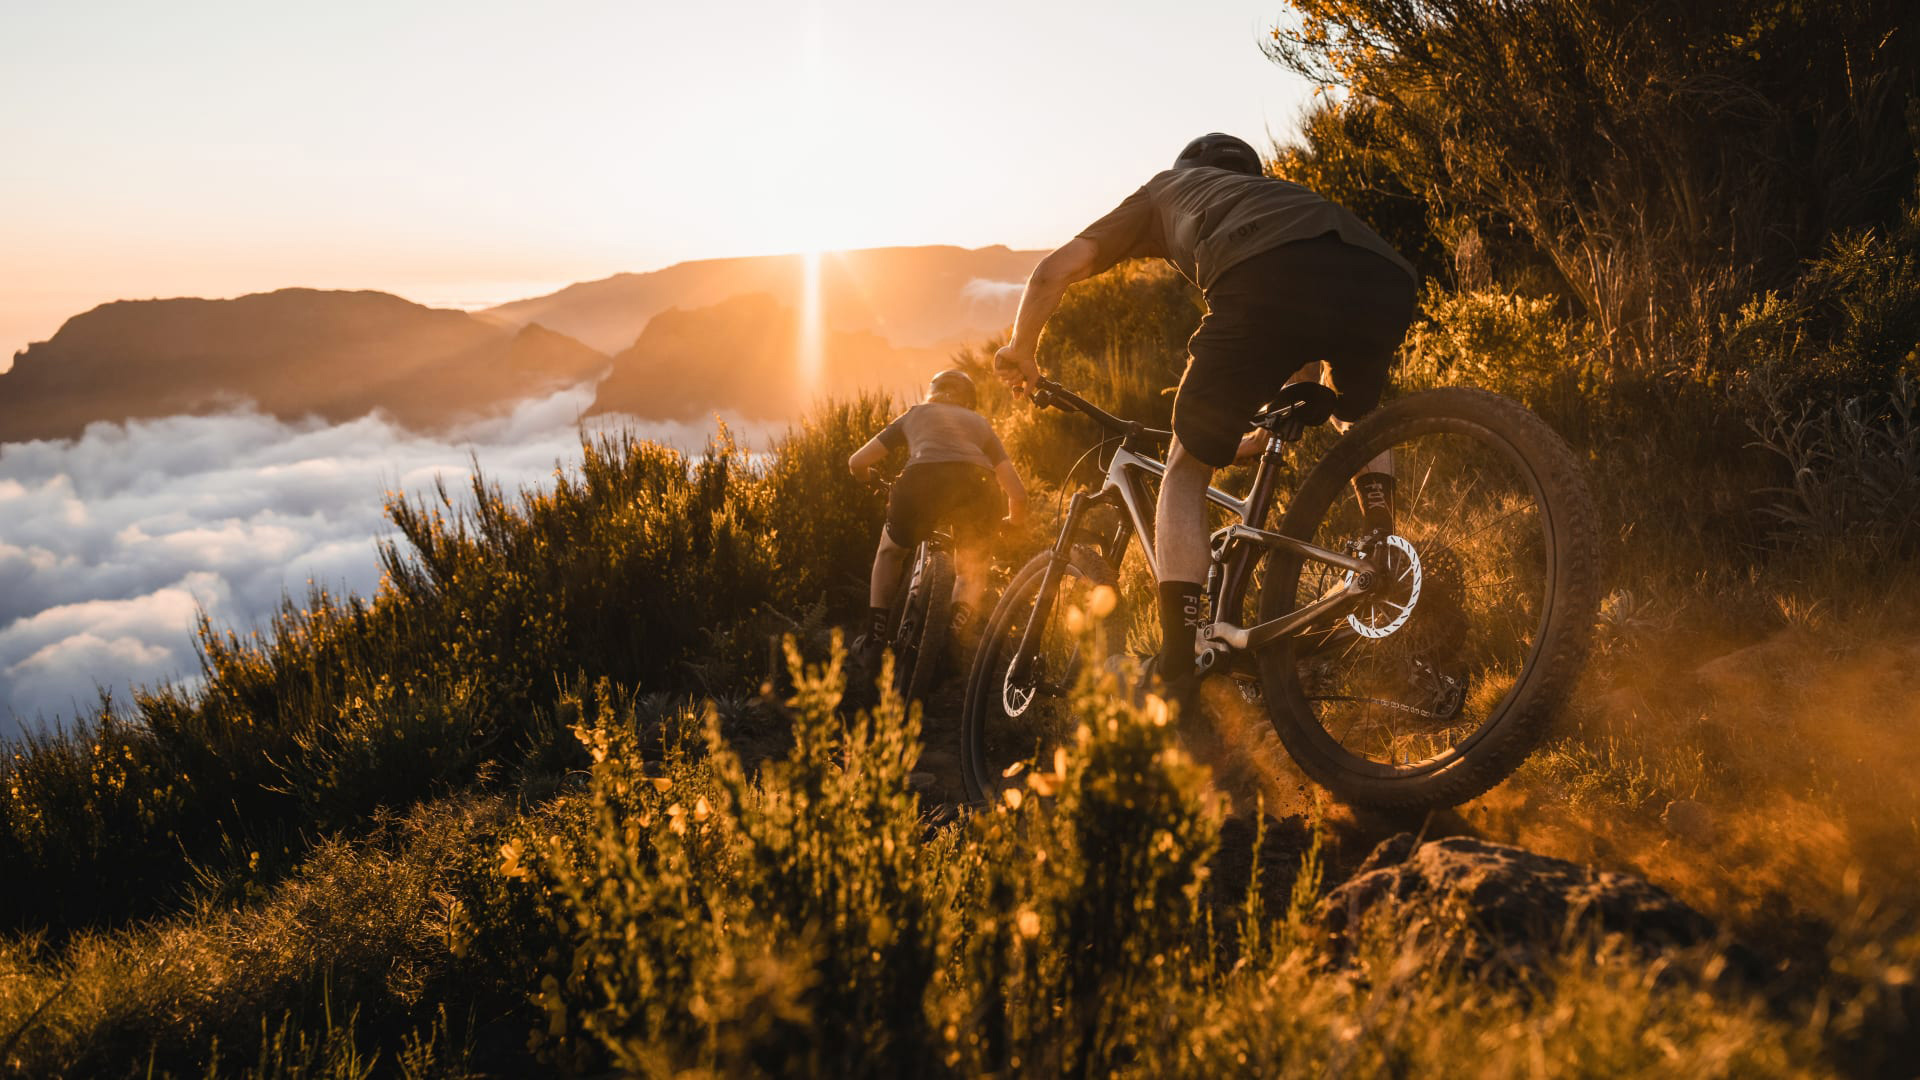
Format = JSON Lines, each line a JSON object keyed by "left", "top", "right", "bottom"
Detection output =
{"left": 1028, "top": 377, "right": 1172, "bottom": 443}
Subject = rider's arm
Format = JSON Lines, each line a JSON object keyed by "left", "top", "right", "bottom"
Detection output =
{"left": 847, "top": 435, "right": 889, "bottom": 478}
{"left": 979, "top": 426, "right": 1028, "bottom": 524}
{"left": 849, "top": 414, "right": 910, "bottom": 477}
{"left": 995, "top": 237, "right": 1100, "bottom": 393}
{"left": 995, "top": 459, "right": 1029, "bottom": 526}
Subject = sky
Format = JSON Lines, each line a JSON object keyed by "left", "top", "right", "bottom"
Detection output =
{"left": 0, "top": 1, "right": 1316, "bottom": 732}
{"left": 0, "top": 0, "right": 1314, "bottom": 364}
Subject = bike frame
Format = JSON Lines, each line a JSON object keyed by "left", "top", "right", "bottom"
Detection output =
{"left": 1008, "top": 411, "right": 1380, "bottom": 688}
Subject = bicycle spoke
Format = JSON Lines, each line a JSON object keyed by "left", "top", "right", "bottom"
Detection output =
{"left": 1436, "top": 500, "right": 1532, "bottom": 550}
{"left": 1288, "top": 422, "right": 1555, "bottom": 774}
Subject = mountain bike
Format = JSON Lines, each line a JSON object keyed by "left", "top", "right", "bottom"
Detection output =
{"left": 869, "top": 470, "right": 957, "bottom": 706}
{"left": 959, "top": 378, "right": 1599, "bottom": 811}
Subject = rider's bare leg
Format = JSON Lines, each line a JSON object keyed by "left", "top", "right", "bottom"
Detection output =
{"left": 869, "top": 533, "right": 907, "bottom": 608}
{"left": 1297, "top": 361, "right": 1396, "bottom": 523}
{"left": 1153, "top": 437, "right": 1214, "bottom": 688}
{"left": 864, "top": 533, "right": 907, "bottom": 651}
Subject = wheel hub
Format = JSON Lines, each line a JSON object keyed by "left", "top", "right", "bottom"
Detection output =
{"left": 1343, "top": 534, "right": 1422, "bottom": 639}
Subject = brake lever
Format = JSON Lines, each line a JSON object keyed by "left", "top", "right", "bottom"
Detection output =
{"left": 1029, "top": 376, "right": 1066, "bottom": 410}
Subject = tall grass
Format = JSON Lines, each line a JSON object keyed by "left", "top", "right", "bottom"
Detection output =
{"left": 1, "top": 399, "right": 895, "bottom": 934}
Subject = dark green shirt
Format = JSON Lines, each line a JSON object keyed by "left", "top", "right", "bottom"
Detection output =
{"left": 1075, "top": 167, "right": 1417, "bottom": 292}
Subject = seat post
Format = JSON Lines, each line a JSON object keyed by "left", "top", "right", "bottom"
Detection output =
{"left": 1215, "top": 440, "right": 1287, "bottom": 623}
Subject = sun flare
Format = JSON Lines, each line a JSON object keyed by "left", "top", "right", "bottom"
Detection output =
{"left": 797, "top": 248, "right": 824, "bottom": 399}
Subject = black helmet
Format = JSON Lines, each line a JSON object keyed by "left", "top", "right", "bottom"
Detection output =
{"left": 927, "top": 369, "right": 977, "bottom": 409}
{"left": 1173, "top": 132, "right": 1263, "bottom": 176}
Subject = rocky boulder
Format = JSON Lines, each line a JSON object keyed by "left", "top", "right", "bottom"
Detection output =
{"left": 1318, "top": 834, "right": 1716, "bottom": 972}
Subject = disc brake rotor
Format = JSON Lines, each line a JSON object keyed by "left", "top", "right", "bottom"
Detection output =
{"left": 1343, "top": 534, "right": 1422, "bottom": 639}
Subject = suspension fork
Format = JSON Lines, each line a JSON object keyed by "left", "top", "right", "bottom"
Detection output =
{"left": 1006, "top": 490, "right": 1097, "bottom": 686}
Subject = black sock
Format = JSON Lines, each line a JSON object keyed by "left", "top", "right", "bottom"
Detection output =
{"left": 949, "top": 600, "right": 975, "bottom": 637}
{"left": 867, "top": 606, "right": 889, "bottom": 643}
{"left": 1354, "top": 471, "right": 1396, "bottom": 532}
{"left": 1156, "top": 580, "right": 1205, "bottom": 684}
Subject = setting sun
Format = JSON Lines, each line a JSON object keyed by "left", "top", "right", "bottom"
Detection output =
{"left": 0, "top": 2, "right": 1308, "bottom": 361}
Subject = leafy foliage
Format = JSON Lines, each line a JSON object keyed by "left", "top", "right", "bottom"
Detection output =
{"left": 0, "top": 406, "right": 897, "bottom": 933}
{"left": 1268, "top": 0, "right": 1919, "bottom": 369}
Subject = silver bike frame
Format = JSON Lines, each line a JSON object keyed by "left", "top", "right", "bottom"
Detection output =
{"left": 1096, "top": 441, "right": 1376, "bottom": 657}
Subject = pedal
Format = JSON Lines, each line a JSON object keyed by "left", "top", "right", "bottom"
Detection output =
{"left": 1194, "top": 644, "right": 1229, "bottom": 676}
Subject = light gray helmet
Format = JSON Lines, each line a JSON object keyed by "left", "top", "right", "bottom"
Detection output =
{"left": 927, "top": 369, "right": 977, "bottom": 409}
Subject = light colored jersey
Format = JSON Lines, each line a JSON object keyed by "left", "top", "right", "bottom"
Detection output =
{"left": 875, "top": 402, "right": 1009, "bottom": 469}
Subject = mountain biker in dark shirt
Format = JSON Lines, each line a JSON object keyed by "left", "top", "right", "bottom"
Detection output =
{"left": 848, "top": 369, "right": 1029, "bottom": 670}
{"left": 995, "top": 132, "right": 1418, "bottom": 709}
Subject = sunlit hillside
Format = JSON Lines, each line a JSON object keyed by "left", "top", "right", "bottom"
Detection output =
{"left": 590, "top": 292, "right": 950, "bottom": 419}
{"left": 2, "top": 2, "right": 1917, "bottom": 1077}
{"left": 484, "top": 244, "right": 1044, "bottom": 354}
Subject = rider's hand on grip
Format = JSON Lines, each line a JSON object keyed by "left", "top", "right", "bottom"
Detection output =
{"left": 994, "top": 344, "right": 1041, "bottom": 396}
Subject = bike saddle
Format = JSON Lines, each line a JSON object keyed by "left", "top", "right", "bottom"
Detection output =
{"left": 1253, "top": 382, "right": 1339, "bottom": 441}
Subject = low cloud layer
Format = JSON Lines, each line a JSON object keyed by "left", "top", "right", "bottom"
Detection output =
{"left": 961, "top": 278, "right": 1025, "bottom": 305}
{"left": 0, "top": 388, "right": 768, "bottom": 738}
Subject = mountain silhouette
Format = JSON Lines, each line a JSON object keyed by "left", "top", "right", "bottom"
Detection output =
{"left": 590, "top": 292, "right": 949, "bottom": 420}
{"left": 0, "top": 245, "right": 1042, "bottom": 444}
{"left": 486, "top": 244, "right": 1042, "bottom": 354}
{"left": 0, "top": 289, "right": 607, "bottom": 443}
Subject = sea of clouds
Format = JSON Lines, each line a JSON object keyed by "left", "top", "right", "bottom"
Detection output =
{"left": 0, "top": 385, "right": 770, "bottom": 739}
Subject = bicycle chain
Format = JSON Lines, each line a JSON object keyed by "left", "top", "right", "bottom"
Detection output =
{"left": 1308, "top": 694, "right": 1452, "bottom": 720}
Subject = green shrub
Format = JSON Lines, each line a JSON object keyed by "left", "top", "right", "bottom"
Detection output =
{"left": 993, "top": 263, "right": 1199, "bottom": 485}
{"left": 1398, "top": 285, "right": 1597, "bottom": 422}
{"left": 520, "top": 648, "right": 939, "bottom": 1077}
{"left": 939, "top": 665, "right": 1219, "bottom": 1077}
{"left": 0, "top": 410, "right": 881, "bottom": 934}
{"left": 758, "top": 394, "right": 897, "bottom": 613}
{"left": 1748, "top": 373, "right": 1920, "bottom": 558}
{"left": 1727, "top": 186, "right": 1920, "bottom": 405}
{"left": 0, "top": 798, "right": 508, "bottom": 1078}
{"left": 1267, "top": 0, "right": 1918, "bottom": 371}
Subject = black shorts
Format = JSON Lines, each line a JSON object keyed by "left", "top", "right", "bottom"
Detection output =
{"left": 885, "top": 461, "right": 1002, "bottom": 547}
{"left": 1174, "top": 235, "right": 1418, "bottom": 468}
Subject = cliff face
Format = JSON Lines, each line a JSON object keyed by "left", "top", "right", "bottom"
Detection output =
{"left": 0, "top": 244, "right": 1041, "bottom": 443}
{"left": 0, "top": 289, "right": 606, "bottom": 442}
{"left": 486, "top": 244, "right": 1042, "bottom": 355}
{"left": 589, "top": 292, "right": 943, "bottom": 420}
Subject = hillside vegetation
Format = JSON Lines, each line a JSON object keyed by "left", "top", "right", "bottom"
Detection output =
{"left": 5, "top": 4, "right": 1920, "bottom": 1076}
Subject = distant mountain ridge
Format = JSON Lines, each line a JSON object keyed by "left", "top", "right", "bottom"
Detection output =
{"left": 485, "top": 244, "right": 1043, "bottom": 355}
{"left": 0, "top": 244, "right": 1042, "bottom": 444}
{"left": 590, "top": 292, "right": 947, "bottom": 421}
{"left": 0, "top": 289, "right": 607, "bottom": 443}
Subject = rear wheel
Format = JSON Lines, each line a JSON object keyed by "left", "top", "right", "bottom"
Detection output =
{"left": 892, "top": 546, "right": 954, "bottom": 706}
{"left": 960, "top": 547, "right": 1118, "bottom": 804}
{"left": 1256, "top": 387, "right": 1599, "bottom": 811}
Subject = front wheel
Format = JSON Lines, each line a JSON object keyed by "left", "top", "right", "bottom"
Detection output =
{"left": 960, "top": 546, "right": 1118, "bottom": 804}
{"left": 1256, "top": 387, "right": 1600, "bottom": 811}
